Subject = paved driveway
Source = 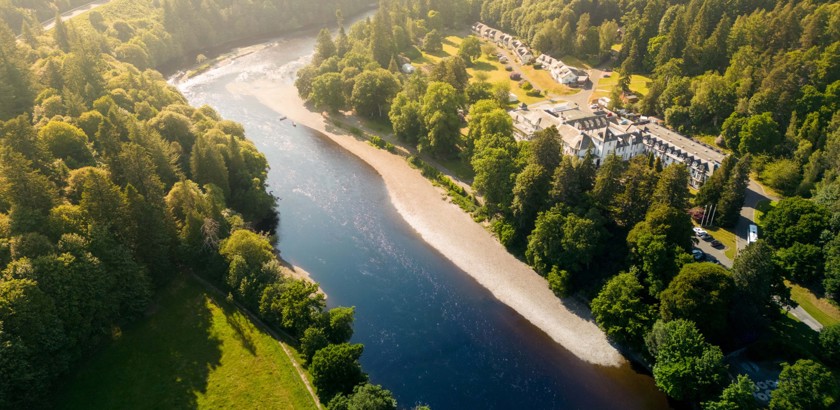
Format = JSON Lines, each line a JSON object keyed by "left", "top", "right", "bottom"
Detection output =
{"left": 693, "top": 235, "right": 733, "bottom": 268}
{"left": 735, "top": 179, "right": 778, "bottom": 251}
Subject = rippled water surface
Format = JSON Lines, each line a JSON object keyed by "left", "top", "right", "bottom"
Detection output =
{"left": 175, "top": 27, "right": 668, "bottom": 410}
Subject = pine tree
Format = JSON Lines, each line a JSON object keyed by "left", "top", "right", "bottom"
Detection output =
{"left": 715, "top": 155, "right": 751, "bottom": 227}
{"left": 53, "top": 12, "right": 70, "bottom": 52}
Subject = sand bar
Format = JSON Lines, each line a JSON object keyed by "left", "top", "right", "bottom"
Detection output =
{"left": 227, "top": 79, "right": 625, "bottom": 367}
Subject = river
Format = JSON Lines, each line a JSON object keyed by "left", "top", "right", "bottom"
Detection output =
{"left": 174, "top": 27, "right": 669, "bottom": 410}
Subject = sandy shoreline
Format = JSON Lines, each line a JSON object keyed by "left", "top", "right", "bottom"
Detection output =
{"left": 226, "top": 79, "right": 625, "bottom": 367}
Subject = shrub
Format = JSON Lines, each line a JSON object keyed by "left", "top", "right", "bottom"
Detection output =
{"left": 547, "top": 266, "right": 571, "bottom": 297}
{"left": 819, "top": 324, "right": 840, "bottom": 366}
{"left": 368, "top": 135, "right": 395, "bottom": 152}
{"left": 760, "top": 159, "right": 801, "bottom": 196}
{"left": 491, "top": 219, "right": 516, "bottom": 248}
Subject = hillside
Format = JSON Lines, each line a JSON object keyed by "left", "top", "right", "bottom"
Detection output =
{"left": 55, "top": 274, "right": 318, "bottom": 410}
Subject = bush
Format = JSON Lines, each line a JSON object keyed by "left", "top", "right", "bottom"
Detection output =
{"left": 406, "top": 156, "right": 478, "bottom": 213}
{"left": 368, "top": 135, "right": 395, "bottom": 152}
{"left": 819, "top": 324, "right": 840, "bottom": 366}
{"left": 760, "top": 159, "right": 801, "bottom": 196}
{"left": 491, "top": 219, "right": 516, "bottom": 248}
{"left": 521, "top": 81, "right": 533, "bottom": 90}
{"left": 547, "top": 266, "right": 571, "bottom": 297}
{"left": 403, "top": 46, "right": 422, "bottom": 60}
{"left": 526, "top": 89, "right": 542, "bottom": 97}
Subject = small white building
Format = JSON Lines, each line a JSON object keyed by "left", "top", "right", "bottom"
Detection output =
{"left": 549, "top": 62, "right": 578, "bottom": 84}
{"left": 515, "top": 47, "right": 534, "bottom": 64}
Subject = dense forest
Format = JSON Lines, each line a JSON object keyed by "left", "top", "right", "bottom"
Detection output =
{"left": 1, "top": 0, "right": 839, "bottom": 407}
{"left": 0, "top": 0, "right": 403, "bottom": 408}
{"left": 295, "top": 0, "right": 840, "bottom": 407}
{"left": 0, "top": 0, "right": 93, "bottom": 33}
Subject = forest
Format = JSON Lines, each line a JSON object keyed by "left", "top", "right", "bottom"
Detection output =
{"left": 1, "top": 0, "right": 840, "bottom": 407}
{"left": 295, "top": 0, "right": 840, "bottom": 407}
{"left": 0, "top": 0, "right": 402, "bottom": 408}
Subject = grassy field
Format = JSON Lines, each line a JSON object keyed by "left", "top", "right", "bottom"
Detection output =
{"left": 55, "top": 275, "right": 317, "bottom": 410}
{"left": 789, "top": 282, "right": 840, "bottom": 327}
{"left": 592, "top": 73, "right": 652, "bottom": 101}
{"left": 415, "top": 34, "right": 577, "bottom": 104}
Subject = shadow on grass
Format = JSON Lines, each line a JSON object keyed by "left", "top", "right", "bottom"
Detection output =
{"left": 56, "top": 276, "right": 223, "bottom": 410}
{"left": 425, "top": 49, "right": 450, "bottom": 59}
{"left": 224, "top": 310, "right": 257, "bottom": 355}
{"left": 472, "top": 60, "right": 496, "bottom": 72}
{"left": 745, "top": 314, "right": 821, "bottom": 363}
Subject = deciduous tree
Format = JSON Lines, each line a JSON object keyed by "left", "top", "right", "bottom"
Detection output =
{"left": 769, "top": 360, "right": 839, "bottom": 410}
{"left": 310, "top": 343, "right": 367, "bottom": 402}
{"left": 646, "top": 319, "right": 727, "bottom": 402}
{"left": 591, "top": 271, "right": 655, "bottom": 350}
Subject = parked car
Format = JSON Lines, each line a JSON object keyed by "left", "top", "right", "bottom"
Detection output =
{"left": 692, "top": 227, "right": 705, "bottom": 234}
{"left": 704, "top": 254, "right": 719, "bottom": 264}
{"left": 710, "top": 239, "right": 723, "bottom": 248}
{"left": 691, "top": 249, "right": 704, "bottom": 261}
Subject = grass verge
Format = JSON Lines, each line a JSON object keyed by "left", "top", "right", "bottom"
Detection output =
{"left": 55, "top": 274, "right": 317, "bottom": 410}
{"left": 407, "top": 155, "right": 480, "bottom": 215}
{"left": 788, "top": 282, "right": 840, "bottom": 327}
{"left": 704, "top": 225, "right": 738, "bottom": 260}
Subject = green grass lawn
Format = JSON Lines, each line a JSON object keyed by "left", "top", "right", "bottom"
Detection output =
{"left": 752, "top": 313, "right": 823, "bottom": 362}
{"left": 789, "top": 282, "right": 840, "bottom": 327}
{"left": 592, "top": 73, "right": 651, "bottom": 101}
{"left": 55, "top": 275, "right": 317, "bottom": 410}
{"left": 416, "top": 35, "right": 564, "bottom": 105}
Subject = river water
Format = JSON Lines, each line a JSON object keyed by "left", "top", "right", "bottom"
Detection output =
{"left": 175, "top": 29, "right": 668, "bottom": 410}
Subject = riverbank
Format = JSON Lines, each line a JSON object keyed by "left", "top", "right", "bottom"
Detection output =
{"left": 226, "top": 79, "right": 625, "bottom": 367}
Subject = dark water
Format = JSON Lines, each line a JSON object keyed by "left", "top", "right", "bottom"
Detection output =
{"left": 175, "top": 31, "right": 668, "bottom": 410}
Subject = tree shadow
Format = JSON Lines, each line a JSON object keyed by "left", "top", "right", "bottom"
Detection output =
{"left": 55, "top": 275, "right": 224, "bottom": 410}
{"left": 426, "top": 49, "right": 450, "bottom": 59}
{"left": 471, "top": 60, "right": 496, "bottom": 72}
{"left": 222, "top": 308, "right": 257, "bottom": 355}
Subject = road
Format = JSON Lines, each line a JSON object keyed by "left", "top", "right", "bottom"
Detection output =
{"left": 729, "top": 181, "right": 825, "bottom": 330}
{"left": 735, "top": 179, "right": 777, "bottom": 251}
{"left": 42, "top": 0, "right": 112, "bottom": 31}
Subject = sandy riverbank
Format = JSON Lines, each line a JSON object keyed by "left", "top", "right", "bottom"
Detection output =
{"left": 226, "top": 79, "right": 625, "bottom": 367}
